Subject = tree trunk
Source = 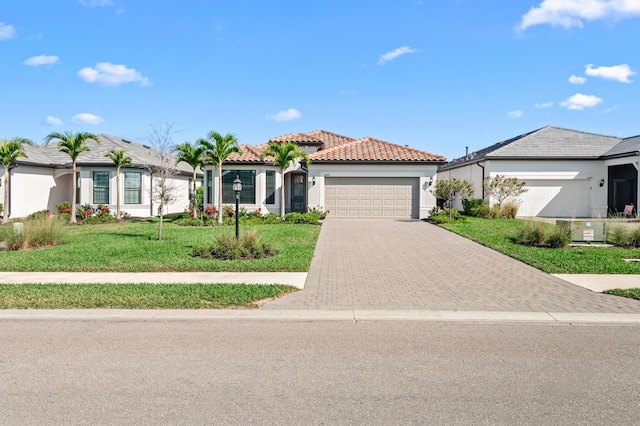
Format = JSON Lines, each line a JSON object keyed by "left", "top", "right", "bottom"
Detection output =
{"left": 217, "top": 166, "right": 223, "bottom": 224}
{"left": 116, "top": 168, "right": 121, "bottom": 220}
{"left": 70, "top": 162, "right": 77, "bottom": 223}
{"left": 280, "top": 171, "right": 286, "bottom": 218}
{"left": 192, "top": 169, "right": 197, "bottom": 219}
{"left": 2, "top": 167, "right": 8, "bottom": 224}
{"left": 158, "top": 204, "right": 163, "bottom": 240}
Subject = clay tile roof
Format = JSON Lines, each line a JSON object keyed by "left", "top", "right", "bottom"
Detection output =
{"left": 306, "top": 130, "right": 356, "bottom": 150}
{"left": 225, "top": 144, "right": 264, "bottom": 163}
{"left": 309, "top": 137, "right": 446, "bottom": 162}
{"left": 269, "top": 132, "right": 323, "bottom": 145}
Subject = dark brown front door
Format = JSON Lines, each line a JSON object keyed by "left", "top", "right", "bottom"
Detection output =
{"left": 290, "top": 173, "right": 306, "bottom": 213}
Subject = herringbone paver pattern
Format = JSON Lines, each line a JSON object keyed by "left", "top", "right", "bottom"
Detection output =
{"left": 264, "top": 219, "right": 640, "bottom": 313}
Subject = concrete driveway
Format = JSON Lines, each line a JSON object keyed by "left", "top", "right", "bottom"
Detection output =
{"left": 264, "top": 219, "right": 640, "bottom": 313}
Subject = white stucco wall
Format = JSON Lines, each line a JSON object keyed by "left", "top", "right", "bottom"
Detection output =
{"left": 307, "top": 163, "right": 439, "bottom": 219}
{"left": 7, "top": 165, "right": 64, "bottom": 218}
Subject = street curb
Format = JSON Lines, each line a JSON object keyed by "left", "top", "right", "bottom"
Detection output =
{"left": 1, "top": 309, "right": 639, "bottom": 325}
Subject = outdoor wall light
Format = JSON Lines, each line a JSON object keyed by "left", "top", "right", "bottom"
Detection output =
{"left": 600, "top": 178, "right": 605, "bottom": 187}
{"left": 233, "top": 175, "right": 242, "bottom": 239}
{"left": 312, "top": 177, "right": 316, "bottom": 186}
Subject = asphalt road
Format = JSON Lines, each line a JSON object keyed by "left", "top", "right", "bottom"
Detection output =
{"left": 1, "top": 321, "right": 639, "bottom": 425}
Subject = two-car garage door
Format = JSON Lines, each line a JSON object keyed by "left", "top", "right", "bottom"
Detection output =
{"left": 324, "top": 177, "right": 419, "bottom": 219}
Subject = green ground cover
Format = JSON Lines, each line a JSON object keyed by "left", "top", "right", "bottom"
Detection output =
{"left": 604, "top": 288, "right": 640, "bottom": 300}
{"left": 439, "top": 217, "right": 640, "bottom": 274}
{"left": 0, "top": 283, "right": 296, "bottom": 309}
{"left": 0, "top": 220, "right": 320, "bottom": 272}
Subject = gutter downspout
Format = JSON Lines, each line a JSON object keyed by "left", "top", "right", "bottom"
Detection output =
{"left": 150, "top": 170, "right": 154, "bottom": 217}
{"left": 477, "top": 162, "right": 485, "bottom": 199}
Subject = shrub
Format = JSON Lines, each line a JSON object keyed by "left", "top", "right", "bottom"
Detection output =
{"left": 546, "top": 223, "right": 571, "bottom": 248}
{"left": 429, "top": 207, "right": 465, "bottom": 224}
{"left": 489, "top": 205, "right": 500, "bottom": 219}
{"left": 516, "top": 221, "right": 547, "bottom": 246}
{"left": 193, "top": 229, "right": 277, "bottom": 260}
{"left": 223, "top": 204, "right": 235, "bottom": 217}
{"left": 56, "top": 201, "right": 72, "bottom": 214}
{"left": 284, "top": 211, "right": 321, "bottom": 224}
{"left": 26, "top": 210, "right": 51, "bottom": 221}
{"left": 629, "top": 227, "right": 640, "bottom": 248}
{"left": 608, "top": 224, "right": 630, "bottom": 246}
{"left": 462, "top": 198, "right": 487, "bottom": 217}
{"left": 174, "top": 217, "right": 207, "bottom": 227}
{"left": 500, "top": 201, "right": 519, "bottom": 219}
{"left": 0, "top": 203, "right": 3, "bottom": 215}
{"left": 95, "top": 204, "right": 110, "bottom": 217}
{"left": 77, "top": 204, "right": 94, "bottom": 219}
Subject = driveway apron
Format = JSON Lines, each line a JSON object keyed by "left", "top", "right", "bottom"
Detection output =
{"left": 264, "top": 219, "right": 640, "bottom": 313}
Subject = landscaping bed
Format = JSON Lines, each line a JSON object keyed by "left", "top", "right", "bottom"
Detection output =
{"left": 0, "top": 283, "right": 296, "bottom": 309}
{"left": 439, "top": 217, "right": 640, "bottom": 274}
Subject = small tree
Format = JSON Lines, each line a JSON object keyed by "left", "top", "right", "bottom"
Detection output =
{"left": 0, "top": 137, "right": 34, "bottom": 224}
{"left": 431, "top": 178, "right": 475, "bottom": 218}
{"left": 44, "top": 131, "right": 100, "bottom": 223}
{"left": 175, "top": 141, "right": 206, "bottom": 218}
{"left": 147, "top": 123, "right": 180, "bottom": 240}
{"left": 105, "top": 149, "right": 133, "bottom": 220}
{"left": 483, "top": 175, "right": 527, "bottom": 208}
{"left": 261, "top": 141, "right": 309, "bottom": 218}
{"left": 198, "top": 131, "right": 240, "bottom": 224}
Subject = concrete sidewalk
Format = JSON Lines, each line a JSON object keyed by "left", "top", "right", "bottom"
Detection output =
{"left": 0, "top": 272, "right": 308, "bottom": 289}
{"left": 553, "top": 274, "right": 640, "bottom": 292}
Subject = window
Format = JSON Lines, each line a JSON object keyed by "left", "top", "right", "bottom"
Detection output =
{"left": 93, "top": 171, "right": 110, "bottom": 204}
{"left": 206, "top": 170, "right": 213, "bottom": 204}
{"left": 266, "top": 170, "right": 276, "bottom": 204}
{"left": 124, "top": 171, "right": 141, "bottom": 204}
{"left": 222, "top": 170, "right": 256, "bottom": 204}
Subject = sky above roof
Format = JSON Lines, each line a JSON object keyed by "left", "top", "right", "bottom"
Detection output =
{"left": 2, "top": 0, "right": 639, "bottom": 160}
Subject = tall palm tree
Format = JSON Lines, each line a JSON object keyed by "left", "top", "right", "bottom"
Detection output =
{"left": 44, "top": 131, "right": 99, "bottom": 223}
{"left": 175, "top": 141, "right": 206, "bottom": 218}
{"left": 198, "top": 131, "right": 240, "bottom": 224}
{"left": 105, "top": 148, "right": 133, "bottom": 220}
{"left": 0, "top": 137, "right": 33, "bottom": 224}
{"left": 261, "top": 141, "right": 309, "bottom": 218}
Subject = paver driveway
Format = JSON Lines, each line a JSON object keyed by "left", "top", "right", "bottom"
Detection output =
{"left": 264, "top": 219, "right": 640, "bottom": 313}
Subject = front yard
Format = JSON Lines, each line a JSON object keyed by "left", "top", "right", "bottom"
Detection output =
{"left": 440, "top": 217, "right": 640, "bottom": 274}
{"left": 0, "top": 220, "right": 320, "bottom": 272}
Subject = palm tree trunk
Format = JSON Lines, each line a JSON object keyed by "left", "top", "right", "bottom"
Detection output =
{"left": 3, "top": 168, "right": 9, "bottom": 224}
{"left": 116, "top": 168, "right": 121, "bottom": 220}
{"left": 217, "top": 166, "right": 223, "bottom": 224}
{"left": 280, "top": 171, "right": 286, "bottom": 218}
{"left": 70, "top": 162, "right": 77, "bottom": 223}
{"left": 192, "top": 170, "right": 197, "bottom": 219}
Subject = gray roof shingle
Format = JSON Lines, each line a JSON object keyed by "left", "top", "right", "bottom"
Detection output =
{"left": 603, "top": 135, "right": 640, "bottom": 158}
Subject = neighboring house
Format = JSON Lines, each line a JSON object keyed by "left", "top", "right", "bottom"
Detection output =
{"left": 437, "top": 126, "right": 640, "bottom": 218}
{"left": 203, "top": 130, "right": 446, "bottom": 219}
{"left": 1, "top": 134, "right": 200, "bottom": 219}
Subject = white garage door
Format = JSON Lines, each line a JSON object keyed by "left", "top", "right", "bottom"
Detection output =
{"left": 324, "top": 177, "right": 419, "bottom": 219}
{"left": 519, "top": 179, "right": 591, "bottom": 217}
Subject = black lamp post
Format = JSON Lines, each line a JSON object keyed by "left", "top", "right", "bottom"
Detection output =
{"left": 233, "top": 175, "right": 242, "bottom": 239}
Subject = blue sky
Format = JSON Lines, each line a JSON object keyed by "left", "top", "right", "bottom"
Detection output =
{"left": 2, "top": 0, "right": 639, "bottom": 160}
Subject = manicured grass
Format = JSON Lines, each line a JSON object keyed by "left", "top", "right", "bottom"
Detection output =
{"left": 0, "top": 220, "right": 320, "bottom": 272}
{"left": 0, "top": 283, "right": 296, "bottom": 309}
{"left": 604, "top": 288, "right": 640, "bottom": 300}
{"left": 439, "top": 217, "right": 640, "bottom": 274}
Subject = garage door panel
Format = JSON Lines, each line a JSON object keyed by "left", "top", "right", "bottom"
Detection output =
{"left": 325, "top": 177, "right": 418, "bottom": 219}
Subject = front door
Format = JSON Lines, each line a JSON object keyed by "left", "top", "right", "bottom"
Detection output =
{"left": 290, "top": 173, "right": 306, "bottom": 213}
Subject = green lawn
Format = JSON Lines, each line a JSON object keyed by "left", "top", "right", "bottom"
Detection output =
{"left": 604, "top": 288, "right": 640, "bottom": 300}
{"left": 440, "top": 217, "right": 640, "bottom": 274}
{"left": 0, "top": 283, "right": 296, "bottom": 309}
{"left": 0, "top": 220, "right": 320, "bottom": 272}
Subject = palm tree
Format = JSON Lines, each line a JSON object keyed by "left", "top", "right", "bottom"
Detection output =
{"left": 198, "top": 131, "right": 240, "bottom": 224}
{"left": 0, "top": 137, "right": 34, "bottom": 224}
{"left": 44, "top": 131, "right": 99, "bottom": 223}
{"left": 175, "top": 141, "right": 206, "bottom": 218}
{"left": 105, "top": 148, "right": 133, "bottom": 220}
{"left": 261, "top": 141, "right": 309, "bottom": 218}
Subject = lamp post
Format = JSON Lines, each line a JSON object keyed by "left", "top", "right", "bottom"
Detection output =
{"left": 233, "top": 175, "right": 242, "bottom": 240}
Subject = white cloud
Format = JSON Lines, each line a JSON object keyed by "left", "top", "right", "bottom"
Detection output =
{"left": 378, "top": 46, "right": 417, "bottom": 65}
{"left": 535, "top": 101, "right": 554, "bottom": 108}
{"left": 266, "top": 108, "right": 302, "bottom": 122}
{"left": 569, "top": 75, "right": 587, "bottom": 84}
{"left": 518, "top": 0, "right": 640, "bottom": 31}
{"left": 79, "top": 0, "right": 114, "bottom": 7}
{"left": 508, "top": 110, "right": 523, "bottom": 118}
{"left": 0, "top": 22, "right": 16, "bottom": 40}
{"left": 585, "top": 63, "right": 636, "bottom": 83}
{"left": 72, "top": 113, "right": 105, "bottom": 125}
{"left": 77, "top": 62, "right": 151, "bottom": 86}
{"left": 44, "top": 116, "right": 63, "bottom": 126}
{"left": 560, "top": 93, "right": 603, "bottom": 110}
{"left": 24, "top": 55, "right": 60, "bottom": 67}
